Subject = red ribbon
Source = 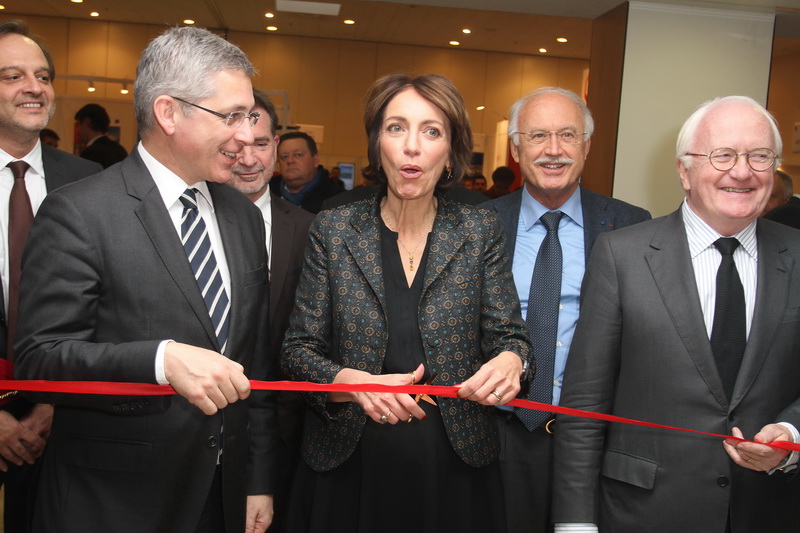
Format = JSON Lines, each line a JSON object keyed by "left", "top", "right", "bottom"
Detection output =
{"left": 1, "top": 378, "right": 797, "bottom": 452}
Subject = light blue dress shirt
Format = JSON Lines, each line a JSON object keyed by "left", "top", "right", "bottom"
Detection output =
{"left": 513, "top": 186, "right": 584, "bottom": 407}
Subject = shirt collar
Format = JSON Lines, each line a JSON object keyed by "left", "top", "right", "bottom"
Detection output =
{"left": 681, "top": 200, "right": 757, "bottom": 260}
{"left": 0, "top": 140, "right": 45, "bottom": 179}
{"left": 138, "top": 142, "right": 214, "bottom": 212}
{"left": 520, "top": 184, "right": 584, "bottom": 230}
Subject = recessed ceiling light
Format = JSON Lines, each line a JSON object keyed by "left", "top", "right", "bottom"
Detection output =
{"left": 449, "top": 41, "right": 460, "bottom": 46}
{"left": 557, "top": 37, "right": 568, "bottom": 43}
{"left": 90, "top": 11, "right": 99, "bottom": 17}
{"left": 476, "top": 105, "right": 486, "bottom": 111}
{"left": 265, "top": 12, "right": 275, "bottom": 18}
{"left": 183, "top": 19, "right": 195, "bottom": 25}
{"left": 539, "top": 48, "right": 547, "bottom": 53}
{"left": 0, "top": 5, "right": 5, "bottom": 10}
{"left": 343, "top": 19, "right": 355, "bottom": 25}
{"left": 71, "top": 0, "right": 83, "bottom": 3}
{"left": 462, "top": 29, "right": 471, "bottom": 34}
{"left": 267, "top": 26, "right": 278, "bottom": 31}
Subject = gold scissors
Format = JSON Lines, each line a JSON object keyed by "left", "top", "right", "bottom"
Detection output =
{"left": 414, "top": 372, "right": 438, "bottom": 406}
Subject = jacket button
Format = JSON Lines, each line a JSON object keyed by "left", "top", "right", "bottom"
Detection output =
{"left": 717, "top": 476, "right": 729, "bottom": 487}
{"left": 207, "top": 436, "right": 217, "bottom": 448}
{"left": 728, "top": 411, "right": 736, "bottom": 422}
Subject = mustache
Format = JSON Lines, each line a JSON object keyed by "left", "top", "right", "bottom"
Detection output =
{"left": 534, "top": 157, "right": 575, "bottom": 165}
{"left": 232, "top": 165, "right": 266, "bottom": 175}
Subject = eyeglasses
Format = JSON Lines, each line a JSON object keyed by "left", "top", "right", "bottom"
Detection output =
{"left": 171, "top": 96, "right": 260, "bottom": 128}
{"left": 511, "top": 130, "right": 588, "bottom": 145}
{"left": 684, "top": 148, "right": 777, "bottom": 172}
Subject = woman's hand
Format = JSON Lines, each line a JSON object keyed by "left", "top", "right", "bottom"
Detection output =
{"left": 457, "top": 351, "right": 523, "bottom": 405}
{"left": 332, "top": 364, "right": 428, "bottom": 424}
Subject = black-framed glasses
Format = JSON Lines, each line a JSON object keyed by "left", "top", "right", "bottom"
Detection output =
{"left": 171, "top": 96, "right": 260, "bottom": 128}
{"left": 684, "top": 148, "right": 777, "bottom": 172}
{"left": 511, "top": 130, "right": 588, "bottom": 145}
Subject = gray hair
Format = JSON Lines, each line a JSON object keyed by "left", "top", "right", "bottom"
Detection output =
{"left": 134, "top": 26, "right": 255, "bottom": 134}
{"left": 507, "top": 87, "right": 594, "bottom": 146}
{"left": 676, "top": 95, "right": 782, "bottom": 169}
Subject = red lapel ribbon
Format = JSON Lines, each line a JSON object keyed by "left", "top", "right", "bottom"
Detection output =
{"left": 1, "top": 376, "right": 798, "bottom": 452}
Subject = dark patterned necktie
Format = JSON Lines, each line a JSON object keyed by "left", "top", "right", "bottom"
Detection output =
{"left": 6, "top": 160, "right": 33, "bottom": 359}
{"left": 179, "top": 188, "right": 230, "bottom": 353}
{"left": 710, "top": 237, "right": 746, "bottom": 401}
{"left": 517, "top": 210, "right": 564, "bottom": 431}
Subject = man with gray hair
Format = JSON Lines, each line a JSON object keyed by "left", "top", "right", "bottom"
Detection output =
{"left": 553, "top": 96, "right": 800, "bottom": 531}
{"left": 14, "top": 26, "right": 277, "bottom": 533}
{"left": 481, "top": 87, "right": 650, "bottom": 532}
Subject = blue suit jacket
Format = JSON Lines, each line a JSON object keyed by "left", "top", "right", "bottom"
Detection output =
{"left": 282, "top": 192, "right": 532, "bottom": 470}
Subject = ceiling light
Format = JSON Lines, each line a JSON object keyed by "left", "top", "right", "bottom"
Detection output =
{"left": 539, "top": 48, "right": 547, "bottom": 53}
{"left": 267, "top": 26, "right": 278, "bottom": 31}
{"left": 476, "top": 105, "right": 486, "bottom": 111}
{"left": 120, "top": 83, "right": 129, "bottom": 95}
{"left": 0, "top": 5, "right": 5, "bottom": 10}
{"left": 276, "top": 0, "right": 341, "bottom": 16}
{"left": 343, "top": 19, "right": 355, "bottom": 25}
{"left": 557, "top": 37, "right": 568, "bottom": 43}
{"left": 265, "top": 12, "right": 275, "bottom": 18}
{"left": 183, "top": 19, "right": 195, "bottom": 25}
{"left": 90, "top": 11, "right": 99, "bottom": 17}
{"left": 87, "top": 81, "right": 96, "bottom": 93}
{"left": 71, "top": 0, "right": 83, "bottom": 3}
{"left": 462, "top": 29, "right": 471, "bottom": 34}
{"left": 449, "top": 41, "right": 460, "bottom": 46}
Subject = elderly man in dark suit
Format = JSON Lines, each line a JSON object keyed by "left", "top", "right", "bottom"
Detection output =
{"left": 481, "top": 87, "right": 650, "bottom": 533}
{"left": 14, "top": 27, "right": 278, "bottom": 533}
{"left": 553, "top": 96, "right": 800, "bottom": 532}
{"left": 0, "top": 19, "right": 101, "bottom": 532}
{"left": 229, "top": 88, "right": 314, "bottom": 533}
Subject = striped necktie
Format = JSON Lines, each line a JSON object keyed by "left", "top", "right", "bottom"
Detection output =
{"left": 179, "top": 188, "right": 230, "bottom": 353}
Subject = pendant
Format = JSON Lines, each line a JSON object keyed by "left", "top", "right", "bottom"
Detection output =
{"left": 409, "top": 256, "right": 414, "bottom": 271}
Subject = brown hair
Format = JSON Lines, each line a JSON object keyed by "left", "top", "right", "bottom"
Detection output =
{"left": 363, "top": 73, "right": 472, "bottom": 192}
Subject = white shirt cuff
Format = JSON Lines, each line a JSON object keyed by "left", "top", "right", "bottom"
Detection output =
{"left": 155, "top": 340, "right": 172, "bottom": 385}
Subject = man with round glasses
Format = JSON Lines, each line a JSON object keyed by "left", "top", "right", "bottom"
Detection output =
{"left": 553, "top": 96, "right": 800, "bottom": 532}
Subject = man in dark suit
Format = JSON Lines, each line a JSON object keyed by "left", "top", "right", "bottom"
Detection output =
{"left": 14, "top": 26, "right": 277, "bottom": 533}
{"left": 228, "top": 89, "right": 313, "bottom": 533}
{"left": 74, "top": 103, "right": 128, "bottom": 169}
{"left": 762, "top": 170, "right": 800, "bottom": 230}
{"left": 0, "top": 19, "right": 101, "bottom": 532}
{"left": 482, "top": 87, "right": 650, "bottom": 533}
{"left": 553, "top": 96, "right": 800, "bottom": 532}
{"left": 269, "top": 131, "right": 340, "bottom": 214}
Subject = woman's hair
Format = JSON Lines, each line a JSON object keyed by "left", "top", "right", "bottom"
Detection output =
{"left": 363, "top": 73, "right": 473, "bottom": 192}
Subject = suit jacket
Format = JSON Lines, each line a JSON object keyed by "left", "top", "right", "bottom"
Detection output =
{"left": 0, "top": 146, "right": 100, "bottom": 417}
{"left": 552, "top": 210, "right": 800, "bottom": 532}
{"left": 14, "top": 151, "right": 278, "bottom": 533}
{"left": 281, "top": 193, "right": 532, "bottom": 471}
{"left": 763, "top": 195, "right": 800, "bottom": 230}
{"left": 481, "top": 186, "right": 652, "bottom": 265}
{"left": 79, "top": 135, "right": 128, "bottom": 169}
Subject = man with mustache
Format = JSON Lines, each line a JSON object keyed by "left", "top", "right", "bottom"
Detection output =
{"left": 482, "top": 87, "right": 650, "bottom": 533}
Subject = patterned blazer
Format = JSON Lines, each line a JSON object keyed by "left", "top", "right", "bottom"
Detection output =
{"left": 282, "top": 192, "right": 532, "bottom": 471}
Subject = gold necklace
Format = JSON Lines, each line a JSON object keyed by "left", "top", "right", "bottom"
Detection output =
{"left": 382, "top": 204, "right": 436, "bottom": 271}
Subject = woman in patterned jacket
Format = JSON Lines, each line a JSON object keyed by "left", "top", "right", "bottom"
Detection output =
{"left": 282, "top": 73, "right": 532, "bottom": 533}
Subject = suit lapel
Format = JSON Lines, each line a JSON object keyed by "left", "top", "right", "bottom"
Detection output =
{"left": 125, "top": 154, "right": 221, "bottom": 349}
{"left": 731, "top": 221, "right": 793, "bottom": 407}
{"left": 421, "top": 196, "right": 467, "bottom": 297}
{"left": 492, "top": 190, "right": 522, "bottom": 259}
{"left": 269, "top": 197, "right": 293, "bottom": 319}
{"left": 345, "top": 197, "right": 387, "bottom": 314}
{"left": 645, "top": 210, "right": 729, "bottom": 407}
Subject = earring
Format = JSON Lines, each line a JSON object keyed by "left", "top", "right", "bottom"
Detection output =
{"left": 446, "top": 166, "right": 453, "bottom": 181}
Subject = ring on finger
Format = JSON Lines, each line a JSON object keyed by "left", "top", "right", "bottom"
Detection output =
{"left": 492, "top": 389, "right": 502, "bottom": 402}
{"left": 409, "top": 371, "right": 416, "bottom": 385}
{"left": 406, "top": 415, "right": 414, "bottom": 423}
{"left": 379, "top": 414, "right": 389, "bottom": 424}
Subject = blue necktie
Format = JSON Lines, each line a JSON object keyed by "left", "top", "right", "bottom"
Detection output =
{"left": 710, "top": 237, "right": 745, "bottom": 401}
{"left": 517, "top": 210, "right": 563, "bottom": 431}
{"left": 179, "top": 188, "right": 231, "bottom": 353}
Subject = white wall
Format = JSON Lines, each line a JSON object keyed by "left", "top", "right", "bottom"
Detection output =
{"left": 613, "top": 2, "right": 774, "bottom": 217}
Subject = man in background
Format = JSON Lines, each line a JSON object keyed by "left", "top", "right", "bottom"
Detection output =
{"left": 0, "top": 19, "right": 101, "bottom": 532}
{"left": 762, "top": 169, "right": 800, "bottom": 229}
{"left": 269, "top": 131, "right": 339, "bottom": 214}
{"left": 74, "top": 103, "right": 128, "bottom": 168}
{"left": 482, "top": 86, "right": 650, "bottom": 533}
{"left": 38, "top": 128, "right": 59, "bottom": 148}
{"left": 228, "top": 89, "right": 314, "bottom": 532}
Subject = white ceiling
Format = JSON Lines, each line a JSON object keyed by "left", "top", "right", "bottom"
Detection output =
{"left": 5, "top": 0, "right": 800, "bottom": 60}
